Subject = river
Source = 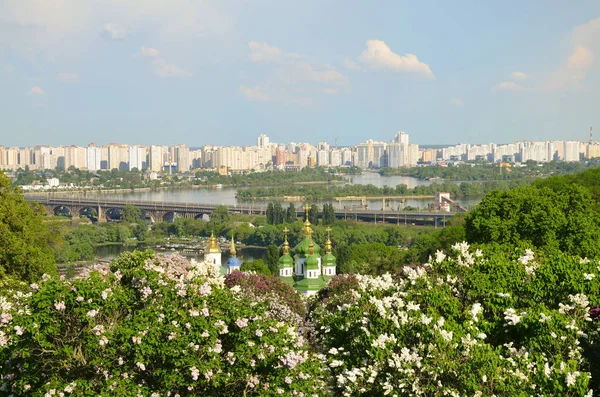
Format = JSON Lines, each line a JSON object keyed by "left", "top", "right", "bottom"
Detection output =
{"left": 63, "top": 173, "right": 481, "bottom": 211}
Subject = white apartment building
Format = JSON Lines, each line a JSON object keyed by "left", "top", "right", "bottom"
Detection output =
{"left": 355, "top": 139, "right": 387, "bottom": 168}
{"left": 563, "top": 141, "right": 580, "bottom": 162}
{"left": 86, "top": 145, "right": 102, "bottom": 171}
{"left": 128, "top": 145, "right": 145, "bottom": 171}
{"left": 257, "top": 134, "right": 270, "bottom": 148}
{"left": 317, "top": 150, "right": 329, "bottom": 167}
{"left": 329, "top": 149, "right": 342, "bottom": 167}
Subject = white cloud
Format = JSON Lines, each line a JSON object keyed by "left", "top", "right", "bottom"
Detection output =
{"left": 241, "top": 41, "right": 349, "bottom": 104}
{"left": 102, "top": 23, "right": 129, "bottom": 40}
{"left": 343, "top": 58, "right": 363, "bottom": 71}
{"left": 354, "top": 40, "right": 434, "bottom": 79}
{"left": 249, "top": 41, "right": 284, "bottom": 63}
{"left": 239, "top": 85, "right": 271, "bottom": 101}
{"left": 29, "top": 86, "right": 46, "bottom": 96}
{"left": 140, "top": 46, "right": 161, "bottom": 58}
{"left": 450, "top": 97, "right": 464, "bottom": 106}
{"left": 0, "top": 1, "right": 234, "bottom": 61}
{"left": 57, "top": 72, "right": 80, "bottom": 82}
{"left": 545, "top": 18, "right": 599, "bottom": 90}
{"left": 511, "top": 71, "right": 528, "bottom": 80}
{"left": 301, "top": 63, "right": 349, "bottom": 86}
{"left": 152, "top": 59, "right": 191, "bottom": 78}
{"left": 138, "top": 46, "right": 190, "bottom": 78}
{"left": 567, "top": 45, "right": 594, "bottom": 69}
{"left": 493, "top": 81, "right": 524, "bottom": 92}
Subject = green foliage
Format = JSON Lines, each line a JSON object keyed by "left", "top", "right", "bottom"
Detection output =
{"left": 265, "top": 244, "right": 280, "bottom": 276}
{"left": 308, "top": 204, "right": 319, "bottom": 225}
{"left": 322, "top": 203, "right": 336, "bottom": 225}
{"left": 121, "top": 204, "right": 142, "bottom": 223}
{"left": 0, "top": 251, "right": 326, "bottom": 395}
{"left": 311, "top": 245, "right": 600, "bottom": 395}
{"left": 0, "top": 172, "right": 57, "bottom": 282}
{"left": 240, "top": 259, "right": 271, "bottom": 276}
{"left": 195, "top": 167, "right": 344, "bottom": 187}
{"left": 465, "top": 184, "right": 600, "bottom": 257}
{"left": 266, "top": 202, "right": 285, "bottom": 225}
{"left": 236, "top": 179, "right": 533, "bottom": 200}
{"left": 380, "top": 161, "right": 599, "bottom": 181}
{"left": 285, "top": 203, "right": 297, "bottom": 223}
{"left": 210, "top": 205, "right": 230, "bottom": 225}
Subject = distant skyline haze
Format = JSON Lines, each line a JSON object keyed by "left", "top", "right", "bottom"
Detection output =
{"left": 1, "top": 1, "right": 599, "bottom": 146}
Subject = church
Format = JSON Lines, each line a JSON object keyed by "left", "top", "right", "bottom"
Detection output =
{"left": 213, "top": 205, "right": 337, "bottom": 296}
{"left": 278, "top": 208, "right": 337, "bottom": 296}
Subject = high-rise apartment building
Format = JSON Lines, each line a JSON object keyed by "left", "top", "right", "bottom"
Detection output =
{"left": 129, "top": 145, "right": 145, "bottom": 171}
{"left": 148, "top": 145, "right": 165, "bottom": 171}
{"left": 86, "top": 145, "right": 102, "bottom": 171}
{"left": 257, "top": 134, "right": 270, "bottom": 148}
{"left": 329, "top": 149, "right": 342, "bottom": 167}
{"left": 172, "top": 144, "right": 190, "bottom": 171}
{"left": 356, "top": 139, "right": 387, "bottom": 168}
{"left": 563, "top": 141, "right": 580, "bottom": 162}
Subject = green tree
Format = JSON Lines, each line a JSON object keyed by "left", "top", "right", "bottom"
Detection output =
{"left": 308, "top": 204, "right": 319, "bottom": 225}
{"left": 286, "top": 203, "right": 296, "bottom": 223}
{"left": 266, "top": 202, "right": 275, "bottom": 225}
{"left": 240, "top": 259, "right": 271, "bottom": 276}
{"left": 210, "top": 205, "right": 230, "bottom": 225}
{"left": 133, "top": 223, "right": 148, "bottom": 241}
{"left": 121, "top": 205, "right": 142, "bottom": 223}
{"left": 0, "top": 172, "right": 58, "bottom": 281}
{"left": 266, "top": 244, "right": 280, "bottom": 276}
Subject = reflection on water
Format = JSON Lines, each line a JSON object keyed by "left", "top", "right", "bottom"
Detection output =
{"left": 59, "top": 173, "right": 481, "bottom": 211}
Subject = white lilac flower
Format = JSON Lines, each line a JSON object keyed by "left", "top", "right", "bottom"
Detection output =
{"left": 503, "top": 308, "right": 524, "bottom": 325}
{"left": 236, "top": 318, "right": 249, "bottom": 328}
{"left": 14, "top": 326, "right": 23, "bottom": 335}
{"left": 86, "top": 309, "right": 98, "bottom": 318}
{"left": 99, "top": 336, "right": 109, "bottom": 346}
{"left": 434, "top": 250, "right": 446, "bottom": 263}
{"left": 440, "top": 330, "right": 453, "bottom": 342}
{"left": 470, "top": 303, "right": 483, "bottom": 322}
{"left": 569, "top": 294, "right": 589, "bottom": 308}
{"left": 54, "top": 301, "right": 66, "bottom": 311}
{"left": 539, "top": 313, "right": 552, "bottom": 323}
{"left": 583, "top": 273, "right": 595, "bottom": 281}
{"left": 565, "top": 371, "right": 580, "bottom": 387}
{"left": 190, "top": 366, "right": 200, "bottom": 381}
{"left": 519, "top": 249, "right": 535, "bottom": 265}
{"left": 136, "top": 362, "right": 146, "bottom": 371}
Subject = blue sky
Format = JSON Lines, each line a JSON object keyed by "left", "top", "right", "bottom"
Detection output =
{"left": 1, "top": 0, "right": 600, "bottom": 147}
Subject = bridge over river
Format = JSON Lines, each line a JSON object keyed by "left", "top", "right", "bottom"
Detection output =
{"left": 26, "top": 197, "right": 464, "bottom": 227}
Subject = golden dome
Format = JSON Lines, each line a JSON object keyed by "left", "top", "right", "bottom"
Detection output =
{"left": 230, "top": 234, "right": 237, "bottom": 257}
{"left": 207, "top": 232, "right": 221, "bottom": 254}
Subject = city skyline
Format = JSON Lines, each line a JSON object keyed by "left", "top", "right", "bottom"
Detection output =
{"left": 1, "top": 1, "right": 600, "bottom": 146}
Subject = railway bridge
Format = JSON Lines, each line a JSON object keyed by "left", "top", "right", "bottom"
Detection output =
{"left": 26, "top": 197, "right": 463, "bottom": 227}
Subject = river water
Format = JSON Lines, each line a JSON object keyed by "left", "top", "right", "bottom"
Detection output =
{"left": 66, "top": 173, "right": 481, "bottom": 211}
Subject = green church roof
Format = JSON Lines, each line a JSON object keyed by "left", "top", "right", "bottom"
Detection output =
{"left": 278, "top": 253, "right": 294, "bottom": 268}
{"left": 294, "top": 276, "right": 326, "bottom": 291}
{"left": 305, "top": 254, "right": 319, "bottom": 270}
{"left": 295, "top": 237, "right": 321, "bottom": 256}
{"left": 322, "top": 252, "right": 336, "bottom": 266}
